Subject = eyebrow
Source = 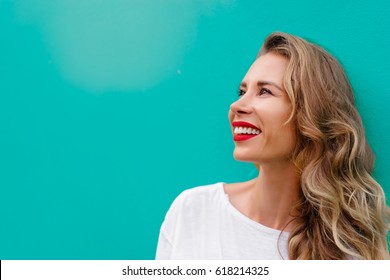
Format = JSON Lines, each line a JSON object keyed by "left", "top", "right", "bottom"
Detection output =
{"left": 240, "top": 81, "right": 284, "bottom": 92}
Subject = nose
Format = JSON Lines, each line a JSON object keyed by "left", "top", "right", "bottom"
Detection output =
{"left": 230, "top": 94, "right": 253, "bottom": 115}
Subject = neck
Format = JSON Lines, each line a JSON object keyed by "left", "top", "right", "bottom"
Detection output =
{"left": 246, "top": 161, "right": 301, "bottom": 231}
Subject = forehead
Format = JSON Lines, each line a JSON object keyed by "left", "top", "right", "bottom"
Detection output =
{"left": 242, "top": 53, "right": 288, "bottom": 86}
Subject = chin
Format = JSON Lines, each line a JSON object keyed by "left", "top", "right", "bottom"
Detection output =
{"left": 233, "top": 151, "right": 259, "bottom": 163}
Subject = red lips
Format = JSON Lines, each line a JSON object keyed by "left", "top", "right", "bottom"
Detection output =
{"left": 232, "top": 121, "right": 261, "bottom": 142}
{"left": 232, "top": 121, "right": 260, "bottom": 130}
{"left": 234, "top": 134, "right": 258, "bottom": 141}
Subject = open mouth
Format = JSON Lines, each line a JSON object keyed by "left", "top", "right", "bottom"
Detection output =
{"left": 232, "top": 121, "right": 262, "bottom": 142}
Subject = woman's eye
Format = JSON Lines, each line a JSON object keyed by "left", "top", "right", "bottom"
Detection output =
{"left": 236, "top": 88, "right": 272, "bottom": 98}
{"left": 237, "top": 89, "right": 246, "bottom": 97}
{"left": 259, "top": 88, "right": 272, "bottom": 95}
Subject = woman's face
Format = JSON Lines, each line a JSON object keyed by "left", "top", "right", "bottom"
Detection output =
{"left": 228, "top": 52, "right": 297, "bottom": 165}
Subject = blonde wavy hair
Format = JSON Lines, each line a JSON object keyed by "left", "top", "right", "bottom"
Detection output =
{"left": 258, "top": 32, "right": 390, "bottom": 259}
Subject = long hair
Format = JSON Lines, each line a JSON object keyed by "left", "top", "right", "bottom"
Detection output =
{"left": 258, "top": 32, "right": 390, "bottom": 259}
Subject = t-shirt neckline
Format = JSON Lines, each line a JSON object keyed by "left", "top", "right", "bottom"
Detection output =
{"left": 217, "top": 182, "right": 290, "bottom": 238}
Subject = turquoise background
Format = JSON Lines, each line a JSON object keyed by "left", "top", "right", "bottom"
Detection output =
{"left": 1, "top": 0, "right": 389, "bottom": 259}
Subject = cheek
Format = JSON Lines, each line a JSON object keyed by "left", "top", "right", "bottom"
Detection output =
{"left": 280, "top": 123, "right": 298, "bottom": 151}
{"left": 266, "top": 113, "right": 296, "bottom": 147}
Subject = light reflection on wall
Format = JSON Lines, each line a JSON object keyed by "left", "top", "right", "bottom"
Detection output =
{"left": 13, "top": 0, "right": 235, "bottom": 92}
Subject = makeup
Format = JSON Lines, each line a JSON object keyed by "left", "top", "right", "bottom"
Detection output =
{"left": 232, "top": 121, "right": 261, "bottom": 142}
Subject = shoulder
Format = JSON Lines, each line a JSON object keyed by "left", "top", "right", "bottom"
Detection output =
{"left": 159, "top": 182, "right": 225, "bottom": 241}
{"left": 170, "top": 182, "right": 224, "bottom": 211}
{"left": 162, "top": 182, "right": 225, "bottom": 224}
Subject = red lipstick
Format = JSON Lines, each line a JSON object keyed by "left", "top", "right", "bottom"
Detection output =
{"left": 232, "top": 121, "right": 261, "bottom": 142}
{"left": 234, "top": 134, "right": 258, "bottom": 141}
{"left": 232, "top": 121, "right": 260, "bottom": 130}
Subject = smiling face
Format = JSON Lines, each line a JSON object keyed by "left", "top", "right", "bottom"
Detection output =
{"left": 228, "top": 52, "right": 297, "bottom": 165}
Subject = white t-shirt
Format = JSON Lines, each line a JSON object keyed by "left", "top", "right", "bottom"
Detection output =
{"left": 155, "top": 182, "right": 289, "bottom": 260}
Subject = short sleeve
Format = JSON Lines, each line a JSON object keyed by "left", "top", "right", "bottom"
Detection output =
{"left": 155, "top": 230, "right": 172, "bottom": 259}
{"left": 154, "top": 192, "right": 184, "bottom": 260}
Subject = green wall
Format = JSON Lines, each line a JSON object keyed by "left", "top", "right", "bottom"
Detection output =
{"left": 1, "top": 0, "right": 389, "bottom": 259}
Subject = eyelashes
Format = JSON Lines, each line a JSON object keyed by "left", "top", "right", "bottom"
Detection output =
{"left": 236, "top": 88, "right": 273, "bottom": 97}
{"left": 237, "top": 89, "right": 246, "bottom": 97}
{"left": 260, "top": 88, "right": 273, "bottom": 95}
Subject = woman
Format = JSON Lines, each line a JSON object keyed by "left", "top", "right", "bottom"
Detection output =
{"left": 155, "top": 32, "right": 390, "bottom": 260}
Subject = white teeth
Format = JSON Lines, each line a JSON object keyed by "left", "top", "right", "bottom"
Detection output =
{"left": 233, "top": 126, "right": 261, "bottom": 135}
